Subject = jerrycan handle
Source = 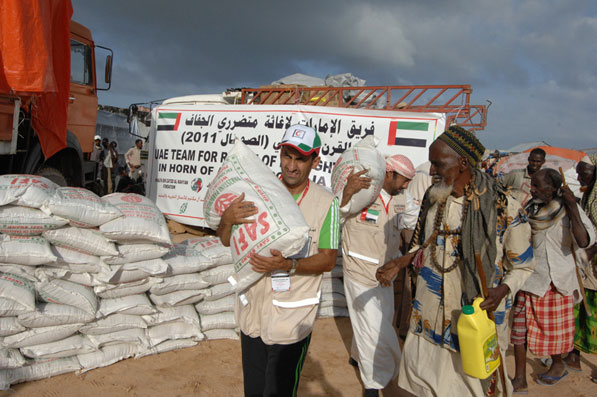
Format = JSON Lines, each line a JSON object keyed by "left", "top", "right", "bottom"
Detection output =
{"left": 472, "top": 297, "right": 489, "bottom": 320}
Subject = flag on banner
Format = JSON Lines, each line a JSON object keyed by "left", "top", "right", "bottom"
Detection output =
{"left": 387, "top": 120, "right": 429, "bottom": 147}
{"left": 157, "top": 112, "right": 182, "bottom": 131}
{"left": 360, "top": 207, "right": 379, "bottom": 223}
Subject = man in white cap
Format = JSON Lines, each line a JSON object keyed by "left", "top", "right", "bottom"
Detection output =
{"left": 89, "top": 135, "right": 104, "bottom": 180}
{"left": 217, "top": 124, "right": 340, "bottom": 396}
{"left": 339, "top": 154, "right": 415, "bottom": 396}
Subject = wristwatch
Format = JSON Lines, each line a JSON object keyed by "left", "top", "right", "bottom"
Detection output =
{"left": 289, "top": 258, "right": 298, "bottom": 276}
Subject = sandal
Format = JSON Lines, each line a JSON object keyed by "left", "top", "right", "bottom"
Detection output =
{"left": 536, "top": 370, "right": 569, "bottom": 386}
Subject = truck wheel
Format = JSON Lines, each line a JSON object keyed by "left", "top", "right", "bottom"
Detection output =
{"left": 36, "top": 167, "right": 68, "bottom": 187}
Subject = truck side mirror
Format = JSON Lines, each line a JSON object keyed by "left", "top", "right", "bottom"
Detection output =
{"left": 105, "top": 55, "right": 112, "bottom": 84}
{"left": 96, "top": 45, "right": 113, "bottom": 91}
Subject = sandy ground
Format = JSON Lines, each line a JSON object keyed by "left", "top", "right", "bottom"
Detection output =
{"left": 2, "top": 230, "right": 597, "bottom": 396}
{"left": 4, "top": 318, "right": 597, "bottom": 396}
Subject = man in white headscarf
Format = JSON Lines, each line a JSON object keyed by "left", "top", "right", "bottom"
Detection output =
{"left": 340, "top": 154, "right": 415, "bottom": 397}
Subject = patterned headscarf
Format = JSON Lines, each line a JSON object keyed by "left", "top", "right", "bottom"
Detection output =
{"left": 437, "top": 125, "right": 485, "bottom": 167}
{"left": 385, "top": 154, "right": 416, "bottom": 179}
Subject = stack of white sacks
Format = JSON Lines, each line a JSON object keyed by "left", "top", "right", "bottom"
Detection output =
{"left": 318, "top": 251, "right": 348, "bottom": 318}
{"left": 0, "top": 174, "right": 348, "bottom": 390}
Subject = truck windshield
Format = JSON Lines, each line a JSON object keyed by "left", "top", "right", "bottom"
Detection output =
{"left": 70, "top": 39, "right": 92, "bottom": 85}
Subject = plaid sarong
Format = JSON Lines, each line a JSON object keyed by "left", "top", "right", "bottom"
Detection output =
{"left": 510, "top": 284, "right": 575, "bottom": 356}
{"left": 510, "top": 290, "right": 527, "bottom": 345}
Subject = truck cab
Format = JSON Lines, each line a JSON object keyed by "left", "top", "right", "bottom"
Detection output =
{"left": 0, "top": 17, "right": 112, "bottom": 192}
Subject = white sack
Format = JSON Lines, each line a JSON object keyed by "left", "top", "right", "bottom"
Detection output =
{"left": 103, "top": 243, "right": 169, "bottom": 265}
{"left": 0, "top": 317, "right": 26, "bottom": 337}
{"left": 202, "top": 141, "right": 309, "bottom": 292}
{"left": 0, "top": 348, "right": 26, "bottom": 370}
{"left": 99, "top": 193, "right": 172, "bottom": 245}
{"left": 17, "top": 303, "right": 94, "bottom": 328}
{"left": 204, "top": 282, "right": 234, "bottom": 302}
{"left": 94, "top": 277, "right": 161, "bottom": 299}
{"left": 320, "top": 292, "right": 348, "bottom": 308}
{"left": 43, "top": 226, "right": 118, "bottom": 256}
{"left": 199, "top": 311, "right": 237, "bottom": 331}
{"left": 146, "top": 320, "right": 203, "bottom": 347}
{"left": 1, "top": 356, "right": 81, "bottom": 390}
{"left": 203, "top": 329, "right": 239, "bottom": 341}
{"left": 35, "top": 267, "right": 97, "bottom": 287}
{"left": 97, "top": 294, "right": 155, "bottom": 317}
{"left": 106, "top": 259, "right": 169, "bottom": 284}
{"left": 0, "top": 174, "right": 58, "bottom": 208}
{"left": 195, "top": 295, "right": 235, "bottom": 315}
{"left": 330, "top": 135, "right": 386, "bottom": 215}
{"left": 183, "top": 236, "right": 232, "bottom": 266}
{"left": 200, "top": 264, "right": 234, "bottom": 285}
{"left": 0, "top": 265, "right": 37, "bottom": 282}
{"left": 0, "top": 235, "right": 56, "bottom": 266}
{"left": 44, "top": 187, "right": 123, "bottom": 227}
{"left": 77, "top": 343, "right": 139, "bottom": 373}
{"left": 0, "top": 205, "right": 67, "bottom": 236}
{"left": 2, "top": 324, "right": 82, "bottom": 348}
{"left": 142, "top": 305, "right": 200, "bottom": 327}
{"left": 52, "top": 245, "right": 100, "bottom": 266}
{"left": 87, "top": 328, "right": 149, "bottom": 349}
{"left": 321, "top": 277, "right": 345, "bottom": 295}
{"left": 149, "top": 289, "right": 210, "bottom": 308}
{"left": 20, "top": 334, "right": 97, "bottom": 359}
{"left": 135, "top": 338, "right": 198, "bottom": 359}
{"left": 162, "top": 244, "right": 215, "bottom": 275}
{"left": 149, "top": 274, "right": 210, "bottom": 296}
{"left": 36, "top": 279, "right": 98, "bottom": 316}
{"left": 79, "top": 313, "right": 148, "bottom": 335}
{"left": 317, "top": 305, "right": 349, "bottom": 318}
{"left": 0, "top": 272, "right": 35, "bottom": 316}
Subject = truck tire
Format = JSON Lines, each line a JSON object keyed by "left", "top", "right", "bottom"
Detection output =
{"left": 36, "top": 166, "right": 68, "bottom": 187}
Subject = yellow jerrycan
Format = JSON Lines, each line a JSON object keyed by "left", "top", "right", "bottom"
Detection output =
{"left": 457, "top": 297, "right": 501, "bottom": 379}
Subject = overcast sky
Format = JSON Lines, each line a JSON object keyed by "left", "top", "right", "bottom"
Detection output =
{"left": 73, "top": 0, "right": 597, "bottom": 151}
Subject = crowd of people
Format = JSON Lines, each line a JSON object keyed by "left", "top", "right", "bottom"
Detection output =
{"left": 89, "top": 136, "right": 145, "bottom": 195}
{"left": 215, "top": 123, "right": 597, "bottom": 397}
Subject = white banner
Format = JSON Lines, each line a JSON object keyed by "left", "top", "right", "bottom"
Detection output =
{"left": 146, "top": 104, "right": 445, "bottom": 227}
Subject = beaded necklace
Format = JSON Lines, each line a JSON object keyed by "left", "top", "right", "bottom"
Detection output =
{"left": 429, "top": 179, "right": 473, "bottom": 274}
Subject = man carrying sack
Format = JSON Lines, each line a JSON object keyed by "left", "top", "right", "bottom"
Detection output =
{"left": 217, "top": 124, "right": 340, "bottom": 397}
{"left": 341, "top": 154, "right": 415, "bottom": 396}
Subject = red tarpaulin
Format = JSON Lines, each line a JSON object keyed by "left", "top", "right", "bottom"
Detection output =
{"left": 0, "top": 0, "right": 73, "bottom": 159}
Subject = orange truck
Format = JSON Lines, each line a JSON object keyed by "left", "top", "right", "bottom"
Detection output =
{"left": 0, "top": 0, "right": 112, "bottom": 191}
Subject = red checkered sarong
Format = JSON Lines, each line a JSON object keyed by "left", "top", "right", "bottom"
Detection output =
{"left": 510, "top": 290, "right": 527, "bottom": 345}
{"left": 511, "top": 284, "right": 575, "bottom": 356}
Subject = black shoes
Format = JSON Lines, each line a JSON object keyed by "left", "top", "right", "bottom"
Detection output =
{"left": 348, "top": 357, "right": 359, "bottom": 368}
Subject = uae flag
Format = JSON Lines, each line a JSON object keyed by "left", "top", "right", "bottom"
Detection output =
{"left": 157, "top": 112, "right": 182, "bottom": 131}
{"left": 387, "top": 120, "right": 429, "bottom": 147}
{"left": 360, "top": 207, "right": 379, "bottom": 223}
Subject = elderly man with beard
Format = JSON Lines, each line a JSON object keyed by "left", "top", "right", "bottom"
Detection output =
{"left": 562, "top": 155, "right": 597, "bottom": 383}
{"left": 509, "top": 168, "right": 594, "bottom": 390}
{"left": 377, "top": 125, "right": 535, "bottom": 397}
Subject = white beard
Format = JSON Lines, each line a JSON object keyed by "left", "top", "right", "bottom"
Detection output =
{"left": 428, "top": 181, "right": 453, "bottom": 205}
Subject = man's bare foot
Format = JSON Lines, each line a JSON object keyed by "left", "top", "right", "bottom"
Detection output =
{"left": 563, "top": 352, "right": 581, "bottom": 372}
{"left": 511, "top": 376, "right": 527, "bottom": 393}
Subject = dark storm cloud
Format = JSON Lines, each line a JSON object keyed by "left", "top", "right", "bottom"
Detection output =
{"left": 72, "top": 0, "right": 597, "bottom": 149}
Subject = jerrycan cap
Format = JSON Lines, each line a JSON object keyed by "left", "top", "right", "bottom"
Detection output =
{"left": 462, "top": 305, "right": 474, "bottom": 315}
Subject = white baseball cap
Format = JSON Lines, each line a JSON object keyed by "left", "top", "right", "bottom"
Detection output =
{"left": 276, "top": 124, "right": 321, "bottom": 156}
{"left": 94, "top": 135, "right": 101, "bottom": 140}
